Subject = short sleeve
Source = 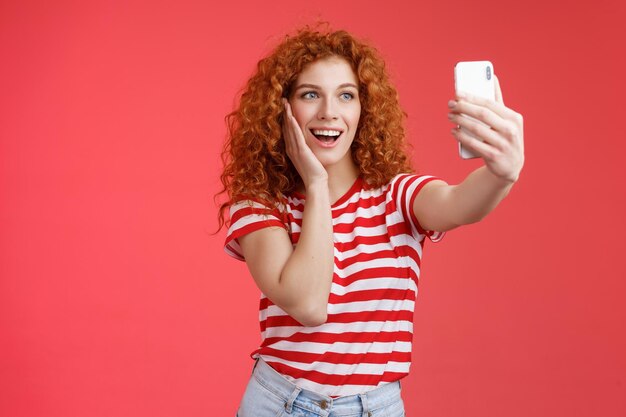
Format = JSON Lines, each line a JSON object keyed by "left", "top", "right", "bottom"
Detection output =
{"left": 224, "top": 199, "right": 288, "bottom": 261}
{"left": 391, "top": 174, "right": 446, "bottom": 243}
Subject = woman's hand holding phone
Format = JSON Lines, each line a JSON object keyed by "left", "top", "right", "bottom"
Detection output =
{"left": 282, "top": 98, "right": 328, "bottom": 188}
{"left": 448, "top": 75, "right": 525, "bottom": 183}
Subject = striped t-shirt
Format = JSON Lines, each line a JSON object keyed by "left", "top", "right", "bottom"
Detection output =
{"left": 224, "top": 173, "right": 445, "bottom": 397}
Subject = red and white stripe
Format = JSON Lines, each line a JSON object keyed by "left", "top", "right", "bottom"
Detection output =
{"left": 225, "top": 174, "right": 444, "bottom": 397}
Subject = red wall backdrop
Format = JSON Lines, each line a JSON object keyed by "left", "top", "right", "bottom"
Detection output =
{"left": 1, "top": 0, "right": 624, "bottom": 416}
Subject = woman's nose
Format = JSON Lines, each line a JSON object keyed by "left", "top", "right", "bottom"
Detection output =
{"left": 317, "top": 98, "right": 338, "bottom": 120}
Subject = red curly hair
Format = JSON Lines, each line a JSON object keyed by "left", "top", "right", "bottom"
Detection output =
{"left": 216, "top": 24, "right": 414, "bottom": 230}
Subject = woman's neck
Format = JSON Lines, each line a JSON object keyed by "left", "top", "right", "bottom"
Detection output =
{"left": 297, "top": 160, "right": 360, "bottom": 205}
{"left": 327, "top": 163, "right": 360, "bottom": 204}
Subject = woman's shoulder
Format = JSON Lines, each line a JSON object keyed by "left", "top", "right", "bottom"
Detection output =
{"left": 387, "top": 172, "right": 441, "bottom": 187}
{"left": 376, "top": 173, "right": 444, "bottom": 204}
{"left": 363, "top": 172, "right": 427, "bottom": 191}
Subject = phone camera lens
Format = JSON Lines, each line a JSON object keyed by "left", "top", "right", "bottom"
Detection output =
{"left": 486, "top": 66, "right": 492, "bottom": 80}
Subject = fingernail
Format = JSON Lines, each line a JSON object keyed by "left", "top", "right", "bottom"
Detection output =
{"left": 448, "top": 100, "right": 456, "bottom": 108}
{"left": 447, "top": 112, "right": 454, "bottom": 119}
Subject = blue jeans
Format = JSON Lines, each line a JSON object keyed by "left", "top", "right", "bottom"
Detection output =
{"left": 236, "top": 357, "right": 406, "bottom": 417}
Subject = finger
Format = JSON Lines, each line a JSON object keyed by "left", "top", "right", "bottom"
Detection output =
{"left": 449, "top": 100, "right": 512, "bottom": 134}
{"left": 451, "top": 114, "right": 508, "bottom": 150}
{"left": 454, "top": 90, "right": 517, "bottom": 121}
{"left": 452, "top": 126, "right": 500, "bottom": 161}
{"left": 494, "top": 74, "right": 504, "bottom": 105}
{"left": 282, "top": 100, "right": 290, "bottom": 140}
{"left": 284, "top": 102, "right": 314, "bottom": 166}
{"left": 282, "top": 100, "right": 296, "bottom": 154}
{"left": 284, "top": 101, "right": 308, "bottom": 148}
{"left": 284, "top": 98, "right": 293, "bottom": 118}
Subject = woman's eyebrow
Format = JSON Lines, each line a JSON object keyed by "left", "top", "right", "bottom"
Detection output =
{"left": 294, "top": 83, "right": 358, "bottom": 91}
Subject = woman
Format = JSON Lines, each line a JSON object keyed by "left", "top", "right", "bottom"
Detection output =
{"left": 218, "top": 25, "right": 524, "bottom": 417}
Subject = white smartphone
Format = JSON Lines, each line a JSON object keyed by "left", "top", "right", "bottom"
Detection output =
{"left": 454, "top": 61, "right": 496, "bottom": 159}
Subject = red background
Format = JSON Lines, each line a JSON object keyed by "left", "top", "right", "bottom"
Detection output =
{"left": 1, "top": 1, "right": 625, "bottom": 416}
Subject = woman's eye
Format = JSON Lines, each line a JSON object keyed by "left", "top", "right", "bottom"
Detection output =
{"left": 300, "top": 91, "right": 354, "bottom": 100}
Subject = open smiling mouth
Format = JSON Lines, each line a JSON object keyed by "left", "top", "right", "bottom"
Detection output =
{"left": 310, "top": 129, "right": 343, "bottom": 144}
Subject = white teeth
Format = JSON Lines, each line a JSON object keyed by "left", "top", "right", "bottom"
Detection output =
{"left": 312, "top": 129, "right": 341, "bottom": 137}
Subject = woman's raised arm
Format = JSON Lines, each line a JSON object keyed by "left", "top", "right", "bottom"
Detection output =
{"left": 413, "top": 75, "right": 525, "bottom": 232}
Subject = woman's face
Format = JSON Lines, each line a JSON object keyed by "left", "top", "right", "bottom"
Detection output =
{"left": 288, "top": 56, "right": 361, "bottom": 172}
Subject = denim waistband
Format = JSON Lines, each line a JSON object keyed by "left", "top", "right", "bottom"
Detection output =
{"left": 251, "top": 357, "right": 403, "bottom": 416}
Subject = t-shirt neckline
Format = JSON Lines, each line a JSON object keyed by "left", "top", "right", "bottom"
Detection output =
{"left": 292, "top": 176, "right": 363, "bottom": 209}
